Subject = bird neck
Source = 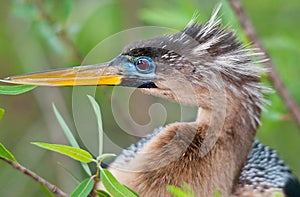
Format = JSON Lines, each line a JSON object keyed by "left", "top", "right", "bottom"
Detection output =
{"left": 133, "top": 90, "right": 259, "bottom": 196}
{"left": 189, "top": 89, "right": 259, "bottom": 195}
{"left": 109, "top": 87, "right": 261, "bottom": 196}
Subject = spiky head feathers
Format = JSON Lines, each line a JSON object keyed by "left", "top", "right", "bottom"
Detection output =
{"left": 122, "top": 8, "right": 267, "bottom": 89}
{"left": 122, "top": 7, "right": 269, "bottom": 128}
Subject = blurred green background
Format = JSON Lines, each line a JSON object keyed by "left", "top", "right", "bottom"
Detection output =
{"left": 0, "top": 0, "right": 299, "bottom": 196}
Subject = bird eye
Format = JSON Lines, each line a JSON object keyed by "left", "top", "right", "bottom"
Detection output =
{"left": 134, "top": 57, "right": 155, "bottom": 74}
{"left": 136, "top": 59, "right": 149, "bottom": 70}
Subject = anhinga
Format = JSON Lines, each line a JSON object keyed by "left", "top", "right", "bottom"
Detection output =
{"left": 1, "top": 7, "right": 300, "bottom": 197}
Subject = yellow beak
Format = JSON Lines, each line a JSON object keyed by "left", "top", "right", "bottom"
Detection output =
{"left": 1, "top": 63, "right": 122, "bottom": 86}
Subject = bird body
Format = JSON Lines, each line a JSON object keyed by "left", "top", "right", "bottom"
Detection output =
{"left": 1, "top": 5, "right": 300, "bottom": 197}
{"left": 105, "top": 8, "right": 269, "bottom": 196}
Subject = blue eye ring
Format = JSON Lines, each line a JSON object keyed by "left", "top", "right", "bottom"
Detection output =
{"left": 134, "top": 57, "right": 155, "bottom": 74}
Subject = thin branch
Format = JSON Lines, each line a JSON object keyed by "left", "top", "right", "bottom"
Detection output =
{"left": 228, "top": 0, "right": 300, "bottom": 129}
{"left": 35, "top": 2, "right": 83, "bottom": 62}
{"left": 1, "top": 158, "right": 68, "bottom": 197}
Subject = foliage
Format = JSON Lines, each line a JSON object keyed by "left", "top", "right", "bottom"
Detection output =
{"left": 273, "top": 191, "right": 284, "bottom": 197}
{"left": 49, "top": 96, "right": 137, "bottom": 196}
{"left": 167, "top": 184, "right": 222, "bottom": 197}
{"left": 87, "top": 95, "right": 104, "bottom": 156}
{"left": 0, "top": 96, "right": 138, "bottom": 197}
{"left": 31, "top": 142, "right": 94, "bottom": 163}
{"left": 52, "top": 104, "right": 92, "bottom": 176}
{"left": 96, "top": 190, "right": 111, "bottom": 197}
{"left": 0, "top": 143, "right": 17, "bottom": 163}
{"left": 0, "top": 0, "right": 299, "bottom": 196}
{"left": 70, "top": 178, "right": 94, "bottom": 197}
{"left": 213, "top": 190, "right": 222, "bottom": 197}
{"left": 100, "top": 169, "right": 139, "bottom": 197}
{"left": 167, "top": 185, "right": 196, "bottom": 197}
{"left": 0, "top": 85, "right": 36, "bottom": 95}
{"left": 0, "top": 108, "right": 4, "bottom": 122}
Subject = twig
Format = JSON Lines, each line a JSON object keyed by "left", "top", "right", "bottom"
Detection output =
{"left": 35, "top": 2, "right": 83, "bottom": 62}
{"left": 228, "top": 0, "right": 300, "bottom": 129}
{"left": 1, "top": 158, "right": 68, "bottom": 197}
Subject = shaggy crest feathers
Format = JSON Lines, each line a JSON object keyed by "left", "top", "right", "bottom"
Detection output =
{"left": 123, "top": 4, "right": 270, "bottom": 128}
{"left": 173, "top": 6, "right": 270, "bottom": 128}
{"left": 180, "top": 7, "right": 268, "bottom": 82}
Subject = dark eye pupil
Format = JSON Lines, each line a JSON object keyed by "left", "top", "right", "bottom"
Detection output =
{"left": 136, "top": 59, "right": 149, "bottom": 70}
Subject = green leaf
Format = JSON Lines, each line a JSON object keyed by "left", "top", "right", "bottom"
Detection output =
{"left": 273, "top": 191, "right": 284, "bottom": 197}
{"left": 52, "top": 104, "right": 92, "bottom": 176}
{"left": 213, "top": 189, "right": 222, "bottom": 197}
{"left": 70, "top": 178, "right": 94, "bottom": 197}
{"left": 32, "top": 142, "right": 93, "bottom": 163}
{"left": 100, "top": 168, "right": 139, "bottom": 197}
{"left": 97, "top": 153, "right": 116, "bottom": 163}
{"left": 0, "top": 108, "right": 4, "bottom": 121}
{"left": 87, "top": 95, "right": 104, "bottom": 156}
{"left": 96, "top": 190, "right": 111, "bottom": 197}
{"left": 0, "top": 85, "right": 36, "bottom": 95}
{"left": 167, "top": 185, "right": 190, "bottom": 197}
{"left": 52, "top": 104, "right": 79, "bottom": 148}
{"left": 0, "top": 143, "right": 17, "bottom": 162}
{"left": 167, "top": 184, "right": 196, "bottom": 197}
{"left": 123, "top": 186, "right": 140, "bottom": 197}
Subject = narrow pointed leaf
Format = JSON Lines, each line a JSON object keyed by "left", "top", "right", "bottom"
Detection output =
{"left": 0, "top": 85, "right": 36, "bottom": 95}
{"left": 0, "top": 143, "right": 17, "bottom": 162}
{"left": 273, "top": 191, "right": 284, "bottom": 197}
{"left": 0, "top": 108, "right": 4, "bottom": 121}
{"left": 124, "top": 186, "right": 140, "bottom": 196}
{"left": 32, "top": 142, "right": 93, "bottom": 163}
{"left": 167, "top": 185, "right": 189, "bottom": 197}
{"left": 70, "top": 178, "right": 94, "bottom": 197}
{"left": 87, "top": 95, "right": 104, "bottom": 156}
{"left": 167, "top": 185, "right": 196, "bottom": 197}
{"left": 213, "top": 189, "right": 222, "bottom": 197}
{"left": 100, "top": 168, "right": 139, "bottom": 197}
{"left": 97, "top": 153, "right": 116, "bottom": 163}
{"left": 52, "top": 104, "right": 78, "bottom": 148}
{"left": 53, "top": 104, "right": 92, "bottom": 175}
{"left": 96, "top": 190, "right": 111, "bottom": 197}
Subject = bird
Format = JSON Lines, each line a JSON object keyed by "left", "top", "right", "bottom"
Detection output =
{"left": 1, "top": 5, "right": 300, "bottom": 197}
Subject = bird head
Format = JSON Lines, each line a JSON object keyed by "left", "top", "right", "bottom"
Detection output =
{"left": 1, "top": 7, "right": 266, "bottom": 111}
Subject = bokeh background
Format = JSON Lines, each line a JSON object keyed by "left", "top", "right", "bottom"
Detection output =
{"left": 0, "top": 0, "right": 299, "bottom": 196}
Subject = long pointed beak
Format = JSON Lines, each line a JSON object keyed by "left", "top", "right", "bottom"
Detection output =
{"left": 0, "top": 62, "right": 122, "bottom": 86}
{"left": 1, "top": 55, "right": 160, "bottom": 87}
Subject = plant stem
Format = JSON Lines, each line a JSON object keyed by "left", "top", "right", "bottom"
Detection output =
{"left": 228, "top": 0, "right": 300, "bottom": 130}
{"left": 1, "top": 158, "right": 68, "bottom": 197}
{"left": 90, "top": 162, "right": 101, "bottom": 197}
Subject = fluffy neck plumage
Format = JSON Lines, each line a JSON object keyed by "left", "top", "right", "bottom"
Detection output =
{"left": 108, "top": 85, "right": 261, "bottom": 197}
